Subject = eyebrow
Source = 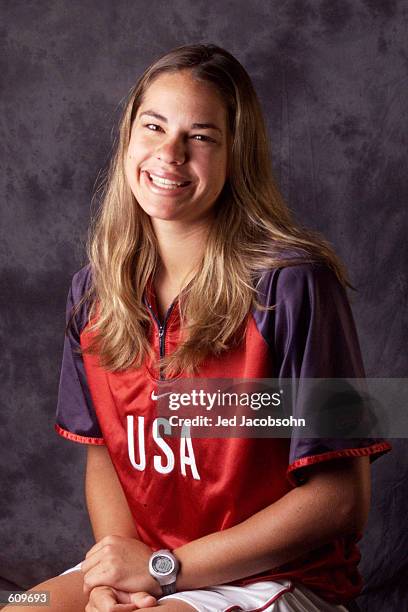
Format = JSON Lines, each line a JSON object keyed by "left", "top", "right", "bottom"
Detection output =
{"left": 139, "top": 110, "right": 223, "bottom": 133}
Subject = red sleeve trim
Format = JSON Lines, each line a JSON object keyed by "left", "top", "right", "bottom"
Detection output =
{"left": 287, "top": 441, "right": 392, "bottom": 485}
{"left": 55, "top": 423, "right": 105, "bottom": 446}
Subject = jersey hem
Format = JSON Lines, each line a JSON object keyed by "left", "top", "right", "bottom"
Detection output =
{"left": 286, "top": 441, "right": 391, "bottom": 485}
{"left": 233, "top": 571, "right": 358, "bottom": 605}
{"left": 55, "top": 423, "right": 105, "bottom": 445}
{"left": 224, "top": 583, "right": 294, "bottom": 611}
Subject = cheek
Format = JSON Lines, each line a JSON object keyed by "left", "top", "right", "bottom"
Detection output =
{"left": 200, "top": 149, "right": 227, "bottom": 178}
{"left": 126, "top": 140, "right": 139, "bottom": 166}
{"left": 209, "top": 154, "right": 228, "bottom": 187}
{"left": 127, "top": 135, "right": 150, "bottom": 165}
{"left": 201, "top": 163, "right": 227, "bottom": 202}
{"left": 125, "top": 140, "right": 146, "bottom": 182}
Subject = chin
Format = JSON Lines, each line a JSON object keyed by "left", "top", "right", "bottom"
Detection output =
{"left": 141, "top": 204, "right": 183, "bottom": 222}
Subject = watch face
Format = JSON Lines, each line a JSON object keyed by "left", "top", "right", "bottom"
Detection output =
{"left": 152, "top": 554, "right": 174, "bottom": 575}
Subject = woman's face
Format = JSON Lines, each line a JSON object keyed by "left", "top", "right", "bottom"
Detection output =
{"left": 125, "top": 70, "right": 229, "bottom": 225}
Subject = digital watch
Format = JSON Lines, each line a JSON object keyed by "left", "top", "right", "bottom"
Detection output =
{"left": 148, "top": 549, "right": 180, "bottom": 595}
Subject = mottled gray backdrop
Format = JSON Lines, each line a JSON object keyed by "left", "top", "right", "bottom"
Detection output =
{"left": 1, "top": 1, "right": 407, "bottom": 611}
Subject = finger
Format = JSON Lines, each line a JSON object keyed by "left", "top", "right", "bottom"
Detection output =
{"left": 89, "top": 585, "right": 118, "bottom": 612}
{"left": 83, "top": 535, "right": 124, "bottom": 575}
{"left": 112, "top": 589, "right": 139, "bottom": 612}
{"left": 88, "top": 586, "right": 138, "bottom": 612}
{"left": 83, "top": 565, "right": 114, "bottom": 596}
{"left": 128, "top": 592, "right": 157, "bottom": 608}
{"left": 114, "top": 590, "right": 132, "bottom": 604}
{"left": 114, "top": 589, "right": 156, "bottom": 609}
{"left": 81, "top": 551, "right": 104, "bottom": 575}
{"left": 85, "top": 534, "right": 121, "bottom": 559}
{"left": 129, "top": 592, "right": 157, "bottom": 607}
{"left": 85, "top": 542, "right": 103, "bottom": 560}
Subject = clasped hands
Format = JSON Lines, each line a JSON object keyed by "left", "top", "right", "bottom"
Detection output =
{"left": 81, "top": 535, "right": 162, "bottom": 611}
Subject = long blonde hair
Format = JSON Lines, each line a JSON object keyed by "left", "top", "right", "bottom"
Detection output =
{"left": 84, "top": 44, "right": 348, "bottom": 376}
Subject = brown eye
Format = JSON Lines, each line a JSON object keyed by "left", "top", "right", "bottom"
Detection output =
{"left": 191, "top": 134, "right": 215, "bottom": 142}
{"left": 145, "top": 124, "right": 163, "bottom": 132}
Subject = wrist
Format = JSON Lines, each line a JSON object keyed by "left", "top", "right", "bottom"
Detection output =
{"left": 148, "top": 549, "right": 180, "bottom": 596}
{"left": 172, "top": 546, "right": 190, "bottom": 591}
{"left": 145, "top": 573, "right": 163, "bottom": 598}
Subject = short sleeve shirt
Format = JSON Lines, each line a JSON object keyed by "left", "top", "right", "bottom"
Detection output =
{"left": 55, "top": 262, "right": 391, "bottom": 605}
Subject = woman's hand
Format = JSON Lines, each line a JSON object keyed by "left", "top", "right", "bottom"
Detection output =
{"left": 81, "top": 535, "right": 161, "bottom": 598}
{"left": 85, "top": 585, "right": 157, "bottom": 611}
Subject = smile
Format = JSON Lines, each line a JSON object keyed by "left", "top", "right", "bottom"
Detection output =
{"left": 147, "top": 172, "right": 191, "bottom": 190}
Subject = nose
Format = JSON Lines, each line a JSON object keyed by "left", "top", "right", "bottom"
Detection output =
{"left": 155, "top": 134, "right": 186, "bottom": 165}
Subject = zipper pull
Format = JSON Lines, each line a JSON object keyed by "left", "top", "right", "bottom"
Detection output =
{"left": 158, "top": 326, "right": 164, "bottom": 338}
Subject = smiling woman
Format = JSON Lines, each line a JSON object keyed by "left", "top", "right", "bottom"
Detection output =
{"left": 125, "top": 71, "right": 229, "bottom": 225}
{"left": 5, "top": 44, "right": 390, "bottom": 612}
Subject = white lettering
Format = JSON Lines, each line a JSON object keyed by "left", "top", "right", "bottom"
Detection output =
{"left": 127, "top": 416, "right": 200, "bottom": 479}
{"left": 127, "top": 415, "right": 146, "bottom": 470}
{"left": 180, "top": 425, "right": 200, "bottom": 480}
{"left": 153, "top": 418, "right": 175, "bottom": 474}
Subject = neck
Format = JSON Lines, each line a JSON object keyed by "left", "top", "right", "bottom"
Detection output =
{"left": 151, "top": 218, "right": 211, "bottom": 288}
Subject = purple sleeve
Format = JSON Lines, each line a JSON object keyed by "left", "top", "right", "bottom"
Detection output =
{"left": 273, "top": 264, "right": 365, "bottom": 378}
{"left": 256, "top": 263, "right": 391, "bottom": 484}
{"left": 55, "top": 266, "right": 104, "bottom": 445}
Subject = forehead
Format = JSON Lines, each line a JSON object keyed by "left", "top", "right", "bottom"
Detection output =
{"left": 137, "top": 70, "right": 227, "bottom": 124}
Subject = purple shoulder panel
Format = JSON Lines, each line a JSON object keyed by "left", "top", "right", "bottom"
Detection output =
{"left": 253, "top": 262, "right": 366, "bottom": 378}
{"left": 252, "top": 262, "right": 390, "bottom": 475}
{"left": 55, "top": 265, "right": 104, "bottom": 442}
{"left": 252, "top": 266, "right": 279, "bottom": 354}
{"left": 68, "top": 264, "right": 93, "bottom": 333}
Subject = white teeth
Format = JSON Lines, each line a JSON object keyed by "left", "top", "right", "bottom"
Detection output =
{"left": 148, "top": 172, "right": 187, "bottom": 188}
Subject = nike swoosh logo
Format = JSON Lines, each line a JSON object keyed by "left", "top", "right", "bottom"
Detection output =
{"left": 151, "top": 390, "right": 173, "bottom": 401}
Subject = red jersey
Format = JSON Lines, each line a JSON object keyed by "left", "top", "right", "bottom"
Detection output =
{"left": 55, "top": 262, "right": 391, "bottom": 604}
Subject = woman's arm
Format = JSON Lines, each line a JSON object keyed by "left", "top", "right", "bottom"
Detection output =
{"left": 81, "top": 455, "right": 370, "bottom": 597}
{"left": 174, "top": 455, "right": 371, "bottom": 590}
{"left": 85, "top": 445, "right": 139, "bottom": 541}
{"left": 84, "top": 446, "right": 159, "bottom": 604}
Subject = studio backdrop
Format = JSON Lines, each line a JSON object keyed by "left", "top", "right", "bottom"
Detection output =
{"left": 1, "top": 2, "right": 407, "bottom": 611}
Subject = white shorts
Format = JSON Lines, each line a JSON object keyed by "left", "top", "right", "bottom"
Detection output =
{"left": 62, "top": 563, "right": 348, "bottom": 611}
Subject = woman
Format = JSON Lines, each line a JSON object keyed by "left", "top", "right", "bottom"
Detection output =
{"left": 9, "top": 44, "right": 390, "bottom": 612}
